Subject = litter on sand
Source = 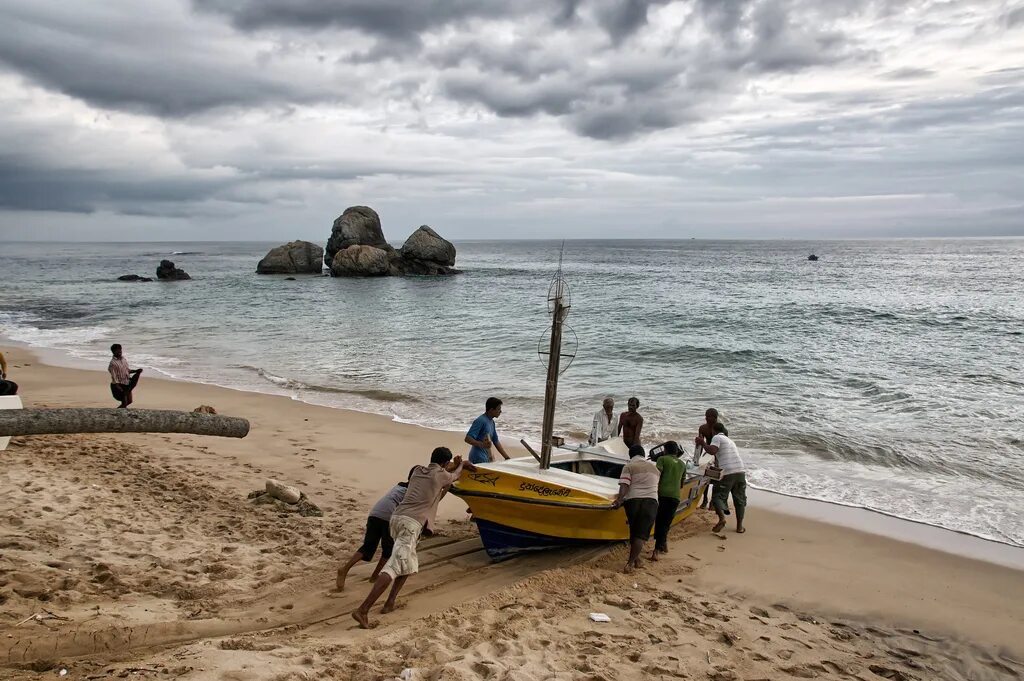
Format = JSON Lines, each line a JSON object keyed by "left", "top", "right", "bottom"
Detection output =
{"left": 589, "top": 613, "right": 612, "bottom": 622}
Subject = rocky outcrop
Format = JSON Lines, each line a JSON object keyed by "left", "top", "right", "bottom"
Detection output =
{"left": 156, "top": 260, "right": 190, "bottom": 280}
{"left": 330, "top": 245, "right": 394, "bottom": 277}
{"left": 324, "top": 206, "right": 388, "bottom": 267}
{"left": 324, "top": 206, "right": 460, "bottom": 277}
{"left": 400, "top": 225, "right": 456, "bottom": 266}
{"left": 256, "top": 240, "right": 323, "bottom": 274}
{"left": 117, "top": 274, "right": 153, "bottom": 282}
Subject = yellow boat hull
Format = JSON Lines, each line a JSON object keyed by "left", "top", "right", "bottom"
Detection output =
{"left": 452, "top": 464, "right": 708, "bottom": 559}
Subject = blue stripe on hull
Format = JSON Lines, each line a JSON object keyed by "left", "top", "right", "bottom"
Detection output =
{"left": 474, "top": 518, "right": 606, "bottom": 561}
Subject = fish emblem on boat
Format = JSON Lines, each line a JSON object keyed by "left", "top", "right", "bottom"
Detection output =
{"left": 468, "top": 472, "right": 501, "bottom": 486}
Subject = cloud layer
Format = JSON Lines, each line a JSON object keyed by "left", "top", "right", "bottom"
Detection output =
{"left": 0, "top": 0, "right": 1021, "bottom": 239}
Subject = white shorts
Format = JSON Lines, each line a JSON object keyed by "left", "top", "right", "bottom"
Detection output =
{"left": 381, "top": 515, "right": 423, "bottom": 579}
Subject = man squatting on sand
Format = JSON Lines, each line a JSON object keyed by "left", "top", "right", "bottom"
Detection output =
{"left": 336, "top": 467, "right": 416, "bottom": 591}
{"left": 353, "top": 447, "right": 477, "bottom": 628}
{"left": 695, "top": 421, "right": 747, "bottom": 533}
{"left": 0, "top": 350, "right": 18, "bottom": 396}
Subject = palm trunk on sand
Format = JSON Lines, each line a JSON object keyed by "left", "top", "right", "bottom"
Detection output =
{"left": 0, "top": 408, "right": 250, "bottom": 438}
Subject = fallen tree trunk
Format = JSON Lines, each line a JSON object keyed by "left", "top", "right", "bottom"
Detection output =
{"left": 0, "top": 408, "right": 249, "bottom": 438}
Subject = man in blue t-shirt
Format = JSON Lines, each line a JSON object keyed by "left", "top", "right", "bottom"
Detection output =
{"left": 464, "top": 397, "right": 511, "bottom": 464}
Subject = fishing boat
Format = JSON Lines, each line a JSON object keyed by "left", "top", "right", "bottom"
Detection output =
{"left": 451, "top": 250, "right": 712, "bottom": 560}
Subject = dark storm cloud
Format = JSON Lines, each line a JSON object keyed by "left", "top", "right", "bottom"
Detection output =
{"left": 0, "top": 161, "right": 234, "bottom": 213}
{"left": 0, "top": 3, "right": 313, "bottom": 116}
{"left": 0, "top": 0, "right": 1019, "bottom": 237}
{"left": 882, "top": 67, "right": 936, "bottom": 80}
{"left": 437, "top": 0, "right": 866, "bottom": 139}
{"left": 193, "top": 0, "right": 508, "bottom": 40}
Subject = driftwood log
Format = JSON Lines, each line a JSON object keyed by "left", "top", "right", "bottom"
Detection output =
{"left": 0, "top": 408, "right": 249, "bottom": 438}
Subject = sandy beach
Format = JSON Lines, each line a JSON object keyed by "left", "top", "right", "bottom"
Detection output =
{"left": 1, "top": 345, "right": 1022, "bottom": 681}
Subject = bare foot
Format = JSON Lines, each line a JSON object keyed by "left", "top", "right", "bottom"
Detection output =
{"left": 736, "top": 527, "right": 746, "bottom": 534}
{"left": 351, "top": 610, "right": 374, "bottom": 629}
{"left": 336, "top": 569, "right": 347, "bottom": 591}
{"left": 634, "top": 557, "right": 644, "bottom": 569}
{"left": 649, "top": 551, "right": 659, "bottom": 562}
{"left": 712, "top": 520, "right": 726, "bottom": 533}
{"left": 382, "top": 601, "right": 397, "bottom": 614}
{"left": 624, "top": 564, "right": 634, "bottom": 574}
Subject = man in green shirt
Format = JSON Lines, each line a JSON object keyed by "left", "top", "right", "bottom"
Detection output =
{"left": 651, "top": 440, "right": 686, "bottom": 559}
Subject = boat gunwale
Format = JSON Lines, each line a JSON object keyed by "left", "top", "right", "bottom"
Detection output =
{"left": 452, "top": 473, "right": 707, "bottom": 511}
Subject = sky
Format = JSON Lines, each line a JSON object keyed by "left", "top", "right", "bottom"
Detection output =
{"left": 0, "top": 0, "right": 1022, "bottom": 242}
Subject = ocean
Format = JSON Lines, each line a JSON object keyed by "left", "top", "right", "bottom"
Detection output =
{"left": 1, "top": 238, "right": 1022, "bottom": 547}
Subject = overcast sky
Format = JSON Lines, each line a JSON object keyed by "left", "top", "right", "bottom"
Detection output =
{"left": 0, "top": 0, "right": 1022, "bottom": 242}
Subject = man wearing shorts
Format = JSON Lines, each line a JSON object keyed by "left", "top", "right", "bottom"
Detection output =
{"left": 695, "top": 422, "right": 747, "bottom": 534}
{"left": 612, "top": 444, "right": 659, "bottom": 573}
{"left": 335, "top": 469, "right": 414, "bottom": 590}
{"left": 353, "top": 447, "right": 477, "bottom": 628}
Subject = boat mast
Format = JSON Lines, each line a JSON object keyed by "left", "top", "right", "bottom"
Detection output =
{"left": 539, "top": 246, "right": 569, "bottom": 469}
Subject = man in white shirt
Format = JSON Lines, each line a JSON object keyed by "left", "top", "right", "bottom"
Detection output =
{"left": 611, "top": 444, "right": 659, "bottom": 573}
{"left": 589, "top": 397, "right": 615, "bottom": 445}
{"left": 694, "top": 422, "right": 746, "bottom": 534}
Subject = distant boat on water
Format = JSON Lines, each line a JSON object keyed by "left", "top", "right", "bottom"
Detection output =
{"left": 808, "top": 254, "right": 820, "bottom": 261}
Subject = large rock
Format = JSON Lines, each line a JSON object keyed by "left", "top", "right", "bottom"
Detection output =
{"left": 117, "top": 274, "right": 152, "bottom": 282}
{"left": 324, "top": 206, "right": 388, "bottom": 266}
{"left": 156, "top": 260, "right": 190, "bottom": 280}
{"left": 400, "top": 225, "right": 456, "bottom": 266}
{"left": 256, "top": 240, "right": 323, "bottom": 274}
{"left": 330, "top": 245, "right": 394, "bottom": 277}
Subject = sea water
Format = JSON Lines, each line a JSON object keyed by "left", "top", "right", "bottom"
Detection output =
{"left": 1, "top": 238, "right": 1021, "bottom": 546}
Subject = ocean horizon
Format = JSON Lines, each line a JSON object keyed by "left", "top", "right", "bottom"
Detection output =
{"left": 2, "top": 237, "right": 1022, "bottom": 549}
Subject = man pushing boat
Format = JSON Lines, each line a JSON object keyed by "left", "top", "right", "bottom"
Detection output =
{"left": 353, "top": 447, "right": 477, "bottom": 628}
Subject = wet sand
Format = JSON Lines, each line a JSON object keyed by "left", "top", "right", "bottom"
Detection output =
{"left": 1, "top": 346, "right": 1022, "bottom": 680}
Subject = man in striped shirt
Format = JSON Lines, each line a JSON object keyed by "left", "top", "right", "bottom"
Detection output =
{"left": 108, "top": 344, "right": 142, "bottom": 408}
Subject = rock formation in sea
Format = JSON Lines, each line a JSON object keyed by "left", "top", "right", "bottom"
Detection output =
{"left": 330, "top": 244, "right": 393, "bottom": 276}
{"left": 324, "top": 206, "right": 459, "bottom": 277}
{"left": 117, "top": 274, "right": 153, "bottom": 282}
{"left": 324, "top": 206, "right": 388, "bottom": 266}
{"left": 156, "top": 260, "right": 191, "bottom": 280}
{"left": 256, "top": 240, "right": 324, "bottom": 274}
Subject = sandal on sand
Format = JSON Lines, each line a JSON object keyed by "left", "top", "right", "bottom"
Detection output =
{"left": 736, "top": 528, "right": 746, "bottom": 534}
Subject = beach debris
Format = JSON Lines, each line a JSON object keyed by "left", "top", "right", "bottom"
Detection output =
{"left": 248, "top": 481, "right": 323, "bottom": 517}
{"left": 192, "top": 405, "right": 217, "bottom": 414}
{"left": 15, "top": 609, "right": 71, "bottom": 627}
{"left": 0, "top": 408, "right": 249, "bottom": 438}
{"left": 59, "top": 669, "right": 68, "bottom": 677}
{"left": 266, "top": 479, "right": 302, "bottom": 504}
{"left": 588, "top": 613, "right": 612, "bottom": 622}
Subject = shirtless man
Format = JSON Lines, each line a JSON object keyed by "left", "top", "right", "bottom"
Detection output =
{"left": 697, "top": 408, "right": 718, "bottom": 509}
{"left": 617, "top": 397, "right": 644, "bottom": 448}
